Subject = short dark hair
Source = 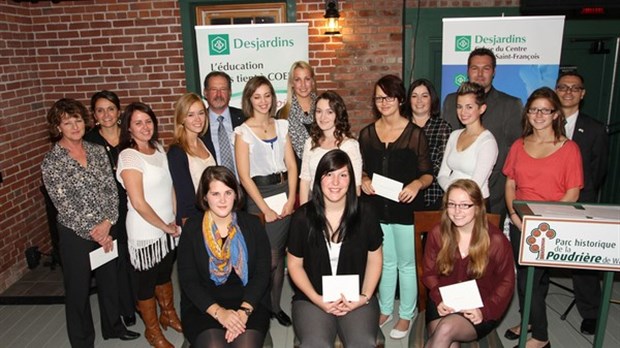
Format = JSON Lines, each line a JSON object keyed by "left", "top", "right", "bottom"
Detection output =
{"left": 406, "top": 78, "right": 441, "bottom": 118}
{"left": 118, "top": 102, "right": 160, "bottom": 151}
{"left": 468, "top": 48, "right": 496, "bottom": 69}
{"left": 90, "top": 90, "right": 121, "bottom": 112}
{"left": 372, "top": 74, "right": 407, "bottom": 119}
{"left": 196, "top": 166, "right": 244, "bottom": 212}
{"left": 46, "top": 98, "right": 91, "bottom": 141}
{"left": 456, "top": 82, "right": 486, "bottom": 107}
{"left": 556, "top": 71, "right": 585, "bottom": 86}
{"left": 204, "top": 71, "right": 232, "bottom": 91}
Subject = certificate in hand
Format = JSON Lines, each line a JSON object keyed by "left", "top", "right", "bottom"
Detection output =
{"left": 438, "top": 280, "right": 484, "bottom": 312}
{"left": 371, "top": 173, "right": 403, "bottom": 202}
{"left": 322, "top": 275, "right": 359, "bottom": 302}
{"left": 89, "top": 240, "right": 118, "bottom": 271}
{"left": 264, "top": 192, "right": 288, "bottom": 215}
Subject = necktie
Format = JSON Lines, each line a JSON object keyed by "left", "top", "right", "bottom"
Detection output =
{"left": 217, "top": 116, "right": 236, "bottom": 175}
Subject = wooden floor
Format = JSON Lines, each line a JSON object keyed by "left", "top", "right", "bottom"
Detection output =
{"left": 1, "top": 268, "right": 618, "bottom": 347}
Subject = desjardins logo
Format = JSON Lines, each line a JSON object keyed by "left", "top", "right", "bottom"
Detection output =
{"left": 209, "top": 34, "right": 230, "bottom": 56}
{"left": 453, "top": 74, "right": 467, "bottom": 87}
{"left": 455, "top": 35, "right": 471, "bottom": 52}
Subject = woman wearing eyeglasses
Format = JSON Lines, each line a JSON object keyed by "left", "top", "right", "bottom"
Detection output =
{"left": 503, "top": 87, "right": 583, "bottom": 348}
{"left": 358, "top": 74, "right": 433, "bottom": 339}
{"left": 437, "top": 82, "right": 498, "bottom": 208}
{"left": 423, "top": 179, "right": 514, "bottom": 347}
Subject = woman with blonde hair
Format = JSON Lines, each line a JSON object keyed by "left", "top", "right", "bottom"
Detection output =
{"left": 235, "top": 76, "right": 298, "bottom": 326}
{"left": 277, "top": 61, "right": 318, "bottom": 167}
{"left": 168, "top": 92, "right": 216, "bottom": 225}
{"left": 422, "top": 179, "right": 514, "bottom": 347}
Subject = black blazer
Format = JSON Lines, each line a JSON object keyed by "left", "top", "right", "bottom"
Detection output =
{"left": 177, "top": 211, "right": 271, "bottom": 314}
{"left": 572, "top": 112, "right": 609, "bottom": 202}
{"left": 167, "top": 141, "right": 212, "bottom": 224}
{"left": 202, "top": 106, "right": 246, "bottom": 162}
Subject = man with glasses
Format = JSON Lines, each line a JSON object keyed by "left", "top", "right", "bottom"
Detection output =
{"left": 202, "top": 71, "right": 246, "bottom": 176}
{"left": 443, "top": 48, "right": 522, "bottom": 222}
{"left": 555, "top": 71, "right": 609, "bottom": 335}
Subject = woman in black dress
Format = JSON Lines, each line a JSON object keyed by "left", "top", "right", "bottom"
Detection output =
{"left": 178, "top": 166, "right": 271, "bottom": 347}
{"left": 83, "top": 90, "right": 136, "bottom": 327}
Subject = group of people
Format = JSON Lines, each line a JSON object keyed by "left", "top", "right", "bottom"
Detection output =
{"left": 41, "top": 49, "right": 608, "bottom": 348}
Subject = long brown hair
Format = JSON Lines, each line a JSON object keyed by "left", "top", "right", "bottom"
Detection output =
{"left": 309, "top": 91, "right": 353, "bottom": 149}
{"left": 436, "top": 179, "right": 490, "bottom": 278}
{"left": 521, "top": 87, "right": 566, "bottom": 142}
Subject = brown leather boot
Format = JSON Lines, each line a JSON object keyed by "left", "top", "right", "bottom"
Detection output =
{"left": 137, "top": 298, "right": 174, "bottom": 348}
{"left": 155, "top": 282, "right": 183, "bottom": 332}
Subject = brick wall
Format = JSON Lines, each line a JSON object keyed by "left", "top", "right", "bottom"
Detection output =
{"left": 0, "top": 0, "right": 518, "bottom": 292}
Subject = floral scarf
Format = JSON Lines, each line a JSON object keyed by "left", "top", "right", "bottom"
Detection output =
{"left": 202, "top": 212, "right": 248, "bottom": 286}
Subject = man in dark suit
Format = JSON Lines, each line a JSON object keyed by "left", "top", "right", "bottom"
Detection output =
{"left": 443, "top": 48, "right": 522, "bottom": 221}
{"left": 202, "top": 71, "right": 246, "bottom": 175}
{"left": 556, "top": 71, "right": 609, "bottom": 335}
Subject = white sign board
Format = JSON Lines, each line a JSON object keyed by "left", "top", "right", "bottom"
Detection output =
{"left": 441, "top": 16, "right": 565, "bottom": 104}
{"left": 519, "top": 216, "right": 620, "bottom": 272}
{"left": 195, "top": 23, "right": 309, "bottom": 109}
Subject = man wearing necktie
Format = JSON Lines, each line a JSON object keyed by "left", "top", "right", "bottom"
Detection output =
{"left": 556, "top": 71, "right": 609, "bottom": 336}
{"left": 202, "top": 71, "right": 246, "bottom": 176}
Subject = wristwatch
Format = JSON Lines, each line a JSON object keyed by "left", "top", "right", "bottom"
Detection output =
{"left": 239, "top": 306, "right": 253, "bottom": 316}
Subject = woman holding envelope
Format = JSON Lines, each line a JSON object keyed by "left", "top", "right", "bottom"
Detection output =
{"left": 359, "top": 74, "right": 433, "bottom": 339}
{"left": 288, "top": 149, "right": 383, "bottom": 347}
{"left": 422, "top": 179, "right": 514, "bottom": 347}
{"left": 177, "top": 166, "right": 271, "bottom": 347}
{"left": 41, "top": 98, "right": 140, "bottom": 347}
{"left": 235, "top": 76, "right": 297, "bottom": 326}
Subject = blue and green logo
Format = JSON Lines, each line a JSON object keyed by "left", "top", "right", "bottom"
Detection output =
{"left": 209, "top": 34, "right": 230, "bottom": 55}
{"left": 455, "top": 36, "right": 471, "bottom": 52}
{"left": 453, "top": 74, "right": 467, "bottom": 87}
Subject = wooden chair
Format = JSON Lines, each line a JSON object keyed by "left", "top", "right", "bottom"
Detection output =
{"left": 410, "top": 211, "right": 502, "bottom": 348}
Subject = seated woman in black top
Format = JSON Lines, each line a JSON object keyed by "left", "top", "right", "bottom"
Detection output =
{"left": 287, "top": 149, "right": 383, "bottom": 347}
{"left": 177, "top": 166, "right": 271, "bottom": 347}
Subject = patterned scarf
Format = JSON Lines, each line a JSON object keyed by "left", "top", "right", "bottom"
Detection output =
{"left": 202, "top": 212, "right": 248, "bottom": 286}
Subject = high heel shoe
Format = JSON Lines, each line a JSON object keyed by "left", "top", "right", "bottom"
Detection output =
{"left": 504, "top": 325, "right": 531, "bottom": 340}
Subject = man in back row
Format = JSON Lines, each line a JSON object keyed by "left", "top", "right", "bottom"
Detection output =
{"left": 556, "top": 71, "right": 609, "bottom": 335}
{"left": 202, "top": 71, "right": 246, "bottom": 176}
{"left": 442, "top": 48, "right": 523, "bottom": 222}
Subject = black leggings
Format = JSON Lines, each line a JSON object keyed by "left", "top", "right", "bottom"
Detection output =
{"left": 135, "top": 249, "right": 175, "bottom": 300}
{"left": 193, "top": 328, "right": 265, "bottom": 348}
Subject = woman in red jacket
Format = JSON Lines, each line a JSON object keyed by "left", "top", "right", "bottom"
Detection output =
{"left": 422, "top": 179, "right": 514, "bottom": 347}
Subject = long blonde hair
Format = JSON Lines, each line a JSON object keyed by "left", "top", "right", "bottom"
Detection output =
{"left": 173, "top": 93, "right": 207, "bottom": 157}
{"left": 436, "top": 179, "right": 490, "bottom": 278}
{"left": 279, "top": 61, "right": 316, "bottom": 119}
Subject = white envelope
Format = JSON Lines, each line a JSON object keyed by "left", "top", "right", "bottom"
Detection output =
{"left": 322, "top": 274, "right": 359, "bottom": 302}
{"left": 89, "top": 240, "right": 118, "bottom": 270}
{"left": 264, "top": 192, "right": 288, "bottom": 215}
{"left": 438, "top": 279, "right": 484, "bottom": 312}
{"left": 371, "top": 173, "right": 403, "bottom": 202}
